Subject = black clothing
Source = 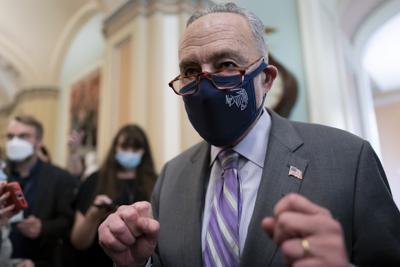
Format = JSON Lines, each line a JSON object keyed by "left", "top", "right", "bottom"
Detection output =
{"left": 8, "top": 160, "right": 78, "bottom": 267}
{"left": 74, "top": 171, "right": 146, "bottom": 267}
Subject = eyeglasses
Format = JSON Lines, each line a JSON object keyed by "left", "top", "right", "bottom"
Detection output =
{"left": 168, "top": 57, "right": 265, "bottom": 96}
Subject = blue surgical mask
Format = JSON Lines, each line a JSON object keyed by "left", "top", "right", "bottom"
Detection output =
{"left": 115, "top": 151, "right": 142, "bottom": 169}
{"left": 182, "top": 61, "right": 267, "bottom": 147}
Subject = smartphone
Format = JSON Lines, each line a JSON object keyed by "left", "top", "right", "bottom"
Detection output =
{"left": 4, "top": 182, "right": 29, "bottom": 212}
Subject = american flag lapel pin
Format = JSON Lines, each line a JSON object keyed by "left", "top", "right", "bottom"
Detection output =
{"left": 288, "top": 165, "right": 303, "bottom": 180}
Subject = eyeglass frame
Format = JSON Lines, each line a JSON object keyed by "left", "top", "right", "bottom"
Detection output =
{"left": 168, "top": 56, "right": 265, "bottom": 96}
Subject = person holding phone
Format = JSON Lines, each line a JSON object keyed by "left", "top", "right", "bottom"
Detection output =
{"left": 0, "top": 178, "right": 16, "bottom": 266}
{"left": 5, "top": 115, "right": 78, "bottom": 267}
{"left": 70, "top": 124, "right": 157, "bottom": 267}
{"left": 0, "top": 160, "right": 34, "bottom": 267}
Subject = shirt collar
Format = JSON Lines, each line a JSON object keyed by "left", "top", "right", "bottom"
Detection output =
{"left": 210, "top": 109, "right": 271, "bottom": 168}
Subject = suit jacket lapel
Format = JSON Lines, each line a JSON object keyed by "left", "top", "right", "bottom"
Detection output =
{"left": 241, "top": 111, "right": 309, "bottom": 266}
{"left": 182, "top": 142, "right": 210, "bottom": 267}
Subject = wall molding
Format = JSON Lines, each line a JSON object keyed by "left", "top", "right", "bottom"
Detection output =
{"left": 0, "top": 87, "right": 59, "bottom": 115}
{"left": 50, "top": 1, "right": 103, "bottom": 84}
{"left": 0, "top": 55, "right": 21, "bottom": 100}
{"left": 103, "top": 0, "right": 211, "bottom": 37}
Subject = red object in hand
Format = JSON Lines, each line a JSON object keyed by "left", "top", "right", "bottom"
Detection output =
{"left": 4, "top": 182, "right": 28, "bottom": 212}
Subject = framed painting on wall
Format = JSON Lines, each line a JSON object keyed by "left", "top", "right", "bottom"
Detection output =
{"left": 70, "top": 69, "right": 100, "bottom": 150}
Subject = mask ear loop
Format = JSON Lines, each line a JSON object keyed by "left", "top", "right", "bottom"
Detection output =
{"left": 259, "top": 65, "right": 273, "bottom": 113}
{"left": 254, "top": 93, "right": 267, "bottom": 119}
{"left": 243, "top": 61, "right": 268, "bottom": 83}
{"left": 249, "top": 62, "right": 269, "bottom": 112}
{"left": 260, "top": 93, "right": 267, "bottom": 109}
{"left": 251, "top": 74, "right": 268, "bottom": 122}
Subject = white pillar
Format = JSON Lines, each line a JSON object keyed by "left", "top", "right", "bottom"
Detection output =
{"left": 297, "top": 0, "right": 355, "bottom": 131}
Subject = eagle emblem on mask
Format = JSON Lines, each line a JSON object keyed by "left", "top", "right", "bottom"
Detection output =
{"left": 225, "top": 88, "right": 248, "bottom": 111}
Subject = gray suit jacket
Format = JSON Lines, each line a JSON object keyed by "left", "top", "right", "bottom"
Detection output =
{"left": 151, "top": 111, "right": 400, "bottom": 266}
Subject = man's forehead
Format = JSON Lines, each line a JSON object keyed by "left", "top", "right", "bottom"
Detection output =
{"left": 187, "top": 12, "right": 248, "bottom": 29}
{"left": 181, "top": 12, "right": 251, "bottom": 43}
{"left": 179, "top": 12, "right": 257, "bottom": 62}
{"left": 7, "top": 120, "right": 35, "bottom": 133}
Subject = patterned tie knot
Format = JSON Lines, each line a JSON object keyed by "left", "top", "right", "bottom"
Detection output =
{"left": 218, "top": 149, "right": 239, "bottom": 171}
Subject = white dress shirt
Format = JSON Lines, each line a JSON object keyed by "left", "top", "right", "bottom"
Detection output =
{"left": 201, "top": 109, "right": 272, "bottom": 253}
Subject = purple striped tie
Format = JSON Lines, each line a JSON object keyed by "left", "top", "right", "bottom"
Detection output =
{"left": 204, "top": 149, "right": 241, "bottom": 267}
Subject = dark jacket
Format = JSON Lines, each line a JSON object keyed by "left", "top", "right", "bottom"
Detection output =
{"left": 9, "top": 160, "right": 78, "bottom": 267}
{"left": 151, "top": 110, "right": 400, "bottom": 267}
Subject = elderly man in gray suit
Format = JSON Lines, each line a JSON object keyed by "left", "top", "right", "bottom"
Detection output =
{"left": 98, "top": 3, "right": 400, "bottom": 267}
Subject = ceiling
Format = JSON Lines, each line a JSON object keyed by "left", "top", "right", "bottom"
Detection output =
{"left": 0, "top": 0, "right": 127, "bottom": 106}
{"left": 339, "top": 0, "right": 386, "bottom": 39}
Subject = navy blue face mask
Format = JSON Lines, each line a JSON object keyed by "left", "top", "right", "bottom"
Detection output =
{"left": 182, "top": 61, "right": 268, "bottom": 147}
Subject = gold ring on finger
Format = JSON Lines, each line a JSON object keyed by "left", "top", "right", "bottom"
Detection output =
{"left": 301, "top": 238, "right": 311, "bottom": 257}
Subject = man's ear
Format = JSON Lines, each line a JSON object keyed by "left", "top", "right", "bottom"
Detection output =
{"left": 263, "top": 65, "right": 278, "bottom": 91}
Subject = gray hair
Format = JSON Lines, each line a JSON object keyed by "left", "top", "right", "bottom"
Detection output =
{"left": 187, "top": 2, "right": 267, "bottom": 56}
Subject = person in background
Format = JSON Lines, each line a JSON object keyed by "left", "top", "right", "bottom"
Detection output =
{"left": 66, "top": 130, "right": 99, "bottom": 181}
{"left": 98, "top": 2, "right": 400, "bottom": 267}
{"left": 81, "top": 150, "right": 98, "bottom": 179}
{"left": 66, "top": 130, "right": 85, "bottom": 178}
{"left": 37, "top": 145, "right": 51, "bottom": 163}
{"left": 0, "top": 185, "right": 15, "bottom": 267}
{"left": 0, "top": 184, "right": 35, "bottom": 267}
{"left": 0, "top": 153, "right": 15, "bottom": 267}
{"left": 71, "top": 124, "right": 157, "bottom": 267}
{"left": 5, "top": 115, "right": 78, "bottom": 267}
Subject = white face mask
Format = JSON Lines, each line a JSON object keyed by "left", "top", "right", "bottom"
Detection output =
{"left": 6, "top": 137, "right": 34, "bottom": 162}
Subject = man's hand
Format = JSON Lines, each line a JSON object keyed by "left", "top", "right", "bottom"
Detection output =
{"left": 17, "top": 215, "right": 42, "bottom": 239}
{"left": 16, "top": 259, "right": 35, "bottom": 267}
{"left": 262, "top": 193, "right": 349, "bottom": 267}
{"left": 0, "top": 183, "right": 18, "bottom": 227}
{"left": 98, "top": 201, "right": 160, "bottom": 267}
{"left": 68, "top": 130, "right": 84, "bottom": 153}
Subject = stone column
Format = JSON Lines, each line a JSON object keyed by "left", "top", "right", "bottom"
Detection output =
{"left": 99, "top": 0, "right": 210, "bottom": 170}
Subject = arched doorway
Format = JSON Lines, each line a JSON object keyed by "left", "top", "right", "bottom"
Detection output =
{"left": 353, "top": 0, "right": 400, "bottom": 207}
